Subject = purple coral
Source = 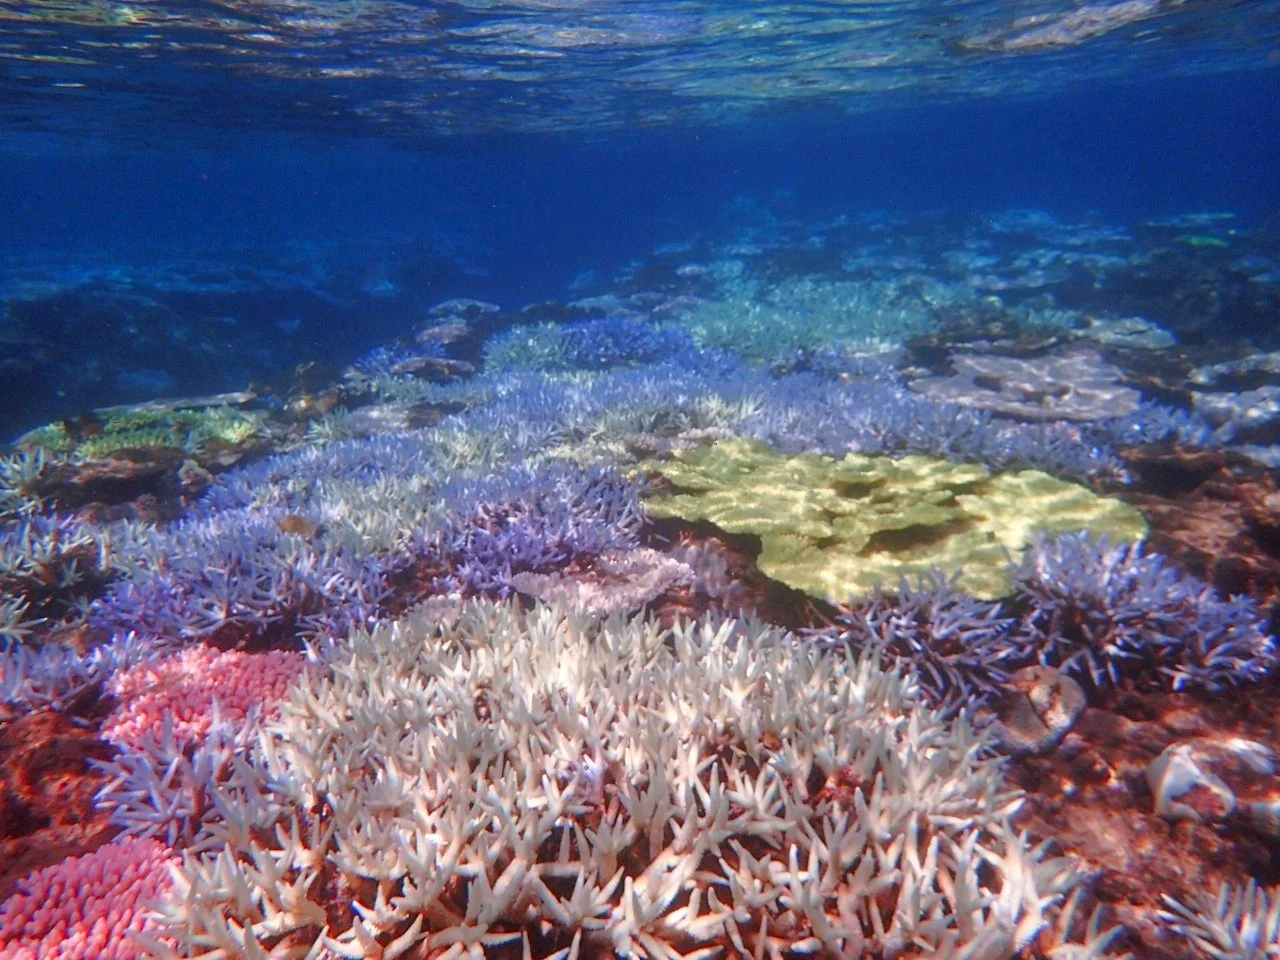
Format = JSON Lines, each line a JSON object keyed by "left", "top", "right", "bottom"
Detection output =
{"left": 825, "top": 570, "right": 1031, "bottom": 708}
{"left": 1010, "top": 533, "right": 1275, "bottom": 692}
{"left": 559, "top": 315, "right": 698, "bottom": 370}
{"left": 816, "top": 536, "right": 1274, "bottom": 708}
{"left": 410, "top": 464, "right": 644, "bottom": 597}
{"left": 741, "top": 367, "right": 1129, "bottom": 482}
{"left": 89, "top": 506, "right": 389, "bottom": 648}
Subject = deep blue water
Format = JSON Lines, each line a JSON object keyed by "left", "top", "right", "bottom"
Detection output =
{"left": 4, "top": 68, "right": 1279, "bottom": 293}
{"left": 1, "top": 0, "right": 1278, "bottom": 433}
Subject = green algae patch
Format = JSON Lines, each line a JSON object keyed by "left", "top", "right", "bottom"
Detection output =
{"left": 18, "top": 402, "right": 269, "bottom": 462}
{"left": 641, "top": 438, "right": 1147, "bottom": 601}
{"left": 1174, "top": 234, "right": 1231, "bottom": 249}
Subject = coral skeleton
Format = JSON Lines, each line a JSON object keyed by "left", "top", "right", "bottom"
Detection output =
{"left": 145, "top": 600, "right": 1093, "bottom": 959}
{"left": 1159, "top": 880, "right": 1280, "bottom": 960}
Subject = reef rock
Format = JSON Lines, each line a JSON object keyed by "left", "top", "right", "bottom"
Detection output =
{"left": 908, "top": 347, "right": 1140, "bottom": 421}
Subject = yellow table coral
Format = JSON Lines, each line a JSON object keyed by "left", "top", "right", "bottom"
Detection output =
{"left": 642, "top": 438, "right": 1147, "bottom": 601}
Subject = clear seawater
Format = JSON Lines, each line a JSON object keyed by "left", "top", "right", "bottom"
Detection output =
{"left": 0, "top": 0, "right": 1278, "bottom": 433}
{"left": 5, "top": 4, "right": 1280, "bottom": 957}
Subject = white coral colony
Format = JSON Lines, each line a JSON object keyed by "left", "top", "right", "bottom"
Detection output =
{"left": 144, "top": 601, "right": 1117, "bottom": 959}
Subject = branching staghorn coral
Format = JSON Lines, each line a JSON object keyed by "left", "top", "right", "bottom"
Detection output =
{"left": 89, "top": 506, "right": 391, "bottom": 647}
{"left": 0, "top": 514, "right": 127, "bottom": 643}
{"left": 407, "top": 463, "right": 645, "bottom": 598}
{"left": 665, "top": 275, "right": 939, "bottom": 364}
{"left": 1010, "top": 534, "right": 1276, "bottom": 693}
{"left": 484, "top": 315, "right": 696, "bottom": 374}
{"left": 0, "top": 449, "right": 48, "bottom": 519}
{"left": 818, "top": 536, "right": 1277, "bottom": 710}
{"left": 824, "top": 571, "right": 1032, "bottom": 708}
{"left": 0, "top": 632, "right": 157, "bottom": 714}
{"left": 144, "top": 600, "right": 1097, "bottom": 960}
{"left": 95, "top": 712, "right": 289, "bottom": 851}
{"left": 1159, "top": 880, "right": 1280, "bottom": 960}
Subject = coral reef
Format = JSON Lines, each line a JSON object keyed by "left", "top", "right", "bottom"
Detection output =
{"left": 822, "top": 570, "right": 1029, "bottom": 706}
{"left": 0, "top": 515, "right": 124, "bottom": 644}
{"left": 485, "top": 315, "right": 696, "bottom": 373}
{"left": 820, "top": 535, "right": 1275, "bottom": 710}
{"left": 0, "top": 836, "right": 178, "bottom": 958}
{"left": 17, "top": 399, "right": 270, "bottom": 464}
{"left": 5, "top": 208, "right": 1280, "bottom": 960}
{"left": 643, "top": 437, "right": 1147, "bottom": 601}
{"left": 148, "top": 600, "right": 1093, "bottom": 959}
{"left": 1010, "top": 534, "right": 1275, "bottom": 693}
{"left": 0, "top": 705, "right": 119, "bottom": 907}
{"left": 1160, "top": 880, "right": 1280, "bottom": 959}
{"left": 907, "top": 348, "right": 1141, "bottom": 422}
{"left": 403, "top": 463, "right": 645, "bottom": 598}
{"left": 101, "top": 646, "right": 309, "bottom": 750}
{"left": 1121, "top": 447, "right": 1280, "bottom": 628}
{"left": 509, "top": 547, "right": 695, "bottom": 617}
{"left": 665, "top": 275, "right": 939, "bottom": 364}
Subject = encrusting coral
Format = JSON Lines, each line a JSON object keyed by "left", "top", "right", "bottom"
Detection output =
{"left": 101, "top": 646, "right": 310, "bottom": 750}
{"left": 0, "top": 836, "right": 178, "bottom": 959}
{"left": 140, "top": 600, "right": 1113, "bottom": 960}
{"left": 642, "top": 437, "right": 1147, "bottom": 602}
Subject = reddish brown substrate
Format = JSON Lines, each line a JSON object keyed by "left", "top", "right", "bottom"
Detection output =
{"left": 0, "top": 698, "right": 118, "bottom": 903}
{"left": 1009, "top": 680, "right": 1280, "bottom": 960}
{"left": 1120, "top": 446, "right": 1280, "bottom": 630}
{"left": 642, "top": 519, "right": 824, "bottom": 630}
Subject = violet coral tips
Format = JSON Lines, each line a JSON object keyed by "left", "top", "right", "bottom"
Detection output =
{"left": 102, "top": 646, "right": 310, "bottom": 750}
{"left": 147, "top": 600, "right": 1097, "bottom": 959}
{"left": 0, "top": 837, "right": 178, "bottom": 959}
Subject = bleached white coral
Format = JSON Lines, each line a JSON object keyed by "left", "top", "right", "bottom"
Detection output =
{"left": 147, "top": 601, "right": 1089, "bottom": 959}
{"left": 1160, "top": 880, "right": 1280, "bottom": 960}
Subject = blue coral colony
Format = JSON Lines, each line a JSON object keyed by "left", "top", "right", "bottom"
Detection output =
{"left": 2, "top": 4, "right": 1280, "bottom": 960}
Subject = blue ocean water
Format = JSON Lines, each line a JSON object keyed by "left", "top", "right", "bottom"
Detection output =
{"left": 0, "top": 1, "right": 1278, "bottom": 432}
{"left": 5, "top": 6, "right": 1280, "bottom": 957}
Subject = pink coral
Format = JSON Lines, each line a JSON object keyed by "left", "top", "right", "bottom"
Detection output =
{"left": 103, "top": 646, "right": 308, "bottom": 749}
{"left": 0, "top": 837, "right": 177, "bottom": 959}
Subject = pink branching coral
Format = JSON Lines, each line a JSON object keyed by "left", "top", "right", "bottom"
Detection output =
{"left": 102, "top": 646, "right": 308, "bottom": 749}
{"left": 0, "top": 836, "right": 178, "bottom": 959}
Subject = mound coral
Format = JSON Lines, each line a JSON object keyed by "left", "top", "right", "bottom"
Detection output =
{"left": 148, "top": 601, "right": 1096, "bottom": 959}
{"left": 0, "top": 836, "right": 178, "bottom": 959}
{"left": 642, "top": 438, "right": 1147, "bottom": 601}
{"left": 102, "top": 646, "right": 309, "bottom": 750}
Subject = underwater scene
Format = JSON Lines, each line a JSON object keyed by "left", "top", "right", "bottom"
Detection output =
{"left": 3, "top": 2, "right": 1280, "bottom": 958}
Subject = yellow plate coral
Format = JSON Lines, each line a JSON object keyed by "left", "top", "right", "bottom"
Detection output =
{"left": 642, "top": 438, "right": 1147, "bottom": 601}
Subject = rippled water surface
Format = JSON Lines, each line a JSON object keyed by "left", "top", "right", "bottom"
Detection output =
{"left": 2, "top": 0, "right": 1277, "bottom": 136}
